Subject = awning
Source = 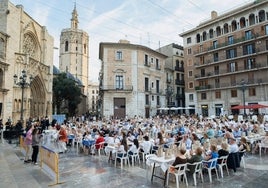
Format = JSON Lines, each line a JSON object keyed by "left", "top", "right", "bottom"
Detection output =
{"left": 231, "top": 104, "right": 268, "bottom": 110}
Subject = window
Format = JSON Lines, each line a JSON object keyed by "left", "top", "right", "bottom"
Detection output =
{"left": 228, "top": 36, "right": 234, "bottom": 45}
{"left": 151, "top": 81, "right": 154, "bottom": 89}
{"left": 214, "top": 65, "right": 219, "bottom": 75}
{"left": 65, "top": 41, "right": 69, "bottom": 52}
{"left": 92, "top": 90, "right": 95, "bottom": 94}
{"left": 151, "top": 57, "right": 154, "bottom": 64}
{"left": 213, "top": 53, "right": 218, "bottom": 62}
{"left": 226, "top": 49, "right": 236, "bottom": 59}
{"left": 245, "top": 30, "right": 252, "bottom": 40}
{"left": 243, "top": 44, "right": 254, "bottom": 55}
{"left": 215, "top": 78, "right": 220, "bottom": 88}
{"left": 189, "top": 94, "right": 194, "bottom": 102}
{"left": 209, "top": 29, "right": 214, "bottom": 39}
{"left": 116, "top": 51, "right": 123, "bottom": 60}
{"left": 249, "top": 87, "right": 256, "bottom": 96}
{"left": 187, "top": 37, "right": 192, "bottom": 44}
{"left": 188, "top": 70, "right": 193, "bottom": 77}
{"left": 215, "top": 91, "right": 221, "bottom": 99}
{"left": 187, "top": 48, "right": 192, "bottom": 54}
{"left": 144, "top": 54, "right": 149, "bottom": 65}
{"left": 156, "top": 58, "right": 160, "bottom": 69}
{"left": 245, "top": 58, "right": 255, "bottom": 69}
{"left": 231, "top": 90, "right": 237, "bottom": 97}
{"left": 201, "top": 69, "right": 205, "bottom": 77}
{"left": 187, "top": 59, "right": 193, "bottom": 66}
{"left": 189, "top": 82, "right": 194, "bottom": 89}
{"left": 157, "top": 96, "right": 160, "bottom": 105}
{"left": 145, "top": 77, "right": 149, "bottom": 91}
{"left": 201, "top": 92, "right": 207, "bottom": 100}
{"left": 265, "top": 25, "right": 268, "bottom": 35}
{"left": 213, "top": 41, "right": 218, "bottom": 49}
{"left": 0, "top": 38, "right": 5, "bottom": 58}
{"left": 229, "top": 62, "right": 237, "bottom": 72}
{"left": 156, "top": 80, "right": 160, "bottom": 93}
{"left": 145, "top": 95, "right": 149, "bottom": 105}
{"left": 115, "top": 75, "right": 123, "bottom": 89}
{"left": 152, "top": 95, "right": 154, "bottom": 101}
{"left": 84, "top": 44, "right": 87, "bottom": 54}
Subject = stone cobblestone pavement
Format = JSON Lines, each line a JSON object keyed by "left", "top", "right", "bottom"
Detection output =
{"left": 0, "top": 139, "right": 268, "bottom": 188}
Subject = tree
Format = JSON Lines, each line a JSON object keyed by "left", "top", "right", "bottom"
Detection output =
{"left": 53, "top": 73, "right": 82, "bottom": 117}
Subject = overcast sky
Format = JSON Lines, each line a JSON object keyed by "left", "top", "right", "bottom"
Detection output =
{"left": 11, "top": 0, "right": 254, "bottom": 82}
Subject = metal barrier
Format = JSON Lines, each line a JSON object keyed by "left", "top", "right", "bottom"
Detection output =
{"left": 40, "top": 146, "right": 64, "bottom": 186}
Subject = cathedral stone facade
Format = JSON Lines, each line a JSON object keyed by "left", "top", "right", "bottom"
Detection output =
{"left": 0, "top": 0, "right": 54, "bottom": 124}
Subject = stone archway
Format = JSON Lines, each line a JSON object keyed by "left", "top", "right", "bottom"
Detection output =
{"left": 30, "top": 76, "right": 46, "bottom": 118}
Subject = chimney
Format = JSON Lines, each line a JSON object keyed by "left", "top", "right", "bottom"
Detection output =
{"left": 211, "top": 11, "right": 218, "bottom": 19}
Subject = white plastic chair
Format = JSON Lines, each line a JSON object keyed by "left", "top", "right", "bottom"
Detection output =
{"left": 92, "top": 141, "right": 105, "bottom": 156}
{"left": 114, "top": 152, "right": 130, "bottom": 168}
{"left": 130, "top": 148, "right": 140, "bottom": 166}
{"left": 186, "top": 161, "right": 203, "bottom": 186}
{"left": 259, "top": 141, "right": 268, "bottom": 156}
{"left": 203, "top": 158, "right": 219, "bottom": 183}
{"left": 166, "top": 163, "right": 188, "bottom": 188}
{"left": 217, "top": 155, "right": 229, "bottom": 178}
{"left": 240, "top": 150, "right": 246, "bottom": 168}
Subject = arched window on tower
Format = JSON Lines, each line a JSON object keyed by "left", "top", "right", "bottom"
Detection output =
{"left": 0, "top": 69, "right": 3, "bottom": 88}
{"left": 0, "top": 38, "right": 5, "bottom": 59}
{"left": 84, "top": 44, "right": 87, "bottom": 54}
{"left": 65, "top": 41, "right": 69, "bottom": 52}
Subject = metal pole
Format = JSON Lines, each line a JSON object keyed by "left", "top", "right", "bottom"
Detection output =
{"left": 242, "top": 86, "right": 246, "bottom": 117}
{"left": 20, "top": 85, "right": 25, "bottom": 125}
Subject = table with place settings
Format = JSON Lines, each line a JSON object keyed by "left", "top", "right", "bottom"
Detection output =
{"left": 147, "top": 155, "right": 175, "bottom": 186}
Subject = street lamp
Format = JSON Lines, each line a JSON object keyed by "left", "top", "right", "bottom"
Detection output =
{"left": 240, "top": 79, "right": 247, "bottom": 117}
{"left": 13, "top": 70, "right": 33, "bottom": 126}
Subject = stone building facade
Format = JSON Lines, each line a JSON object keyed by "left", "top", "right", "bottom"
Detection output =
{"left": 99, "top": 40, "right": 167, "bottom": 119}
{"left": 0, "top": 0, "right": 54, "bottom": 124}
{"left": 180, "top": 0, "right": 268, "bottom": 117}
{"left": 157, "top": 43, "right": 186, "bottom": 114}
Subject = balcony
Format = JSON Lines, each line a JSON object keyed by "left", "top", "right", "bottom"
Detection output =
{"left": 194, "top": 33, "right": 260, "bottom": 56}
{"left": 156, "top": 65, "right": 161, "bottom": 70}
{"left": 176, "top": 94, "right": 185, "bottom": 100}
{"left": 144, "top": 61, "right": 150, "bottom": 67}
{"left": 195, "top": 62, "right": 268, "bottom": 80}
{"left": 166, "top": 78, "right": 172, "bottom": 83}
{"left": 100, "top": 85, "right": 133, "bottom": 92}
{"left": 175, "top": 79, "right": 185, "bottom": 85}
{"left": 195, "top": 85, "right": 211, "bottom": 91}
{"left": 175, "top": 66, "right": 184, "bottom": 72}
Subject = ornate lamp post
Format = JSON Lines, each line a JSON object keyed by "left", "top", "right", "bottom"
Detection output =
{"left": 13, "top": 70, "right": 33, "bottom": 125}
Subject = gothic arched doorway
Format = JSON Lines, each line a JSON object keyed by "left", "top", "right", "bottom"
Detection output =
{"left": 30, "top": 75, "right": 46, "bottom": 119}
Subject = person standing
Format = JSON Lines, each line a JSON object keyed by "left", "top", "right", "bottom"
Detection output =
{"left": 56, "top": 124, "right": 68, "bottom": 153}
{"left": 31, "top": 128, "right": 42, "bottom": 165}
{"left": 24, "top": 124, "right": 33, "bottom": 163}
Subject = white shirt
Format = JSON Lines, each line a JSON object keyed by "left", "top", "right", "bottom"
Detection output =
{"left": 229, "top": 143, "right": 239, "bottom": 153}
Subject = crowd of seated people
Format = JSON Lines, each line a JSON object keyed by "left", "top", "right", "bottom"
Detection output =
{"left": 23, "top": 113, "right": 268, "bottom": 178}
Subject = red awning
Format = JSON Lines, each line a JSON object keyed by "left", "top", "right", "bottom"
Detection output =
{"left": 231, "top": 104, "right": 268, "bottom": 110}
{"left": 231, "top": 105, "right": 247, "bottom": 110}
{"left": 246, "top": 104, "right": 268, "bottom": 109}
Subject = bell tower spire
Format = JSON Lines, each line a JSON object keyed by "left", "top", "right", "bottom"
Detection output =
{"left": 71, "top": 2, "right": 79, "bottom": 29}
